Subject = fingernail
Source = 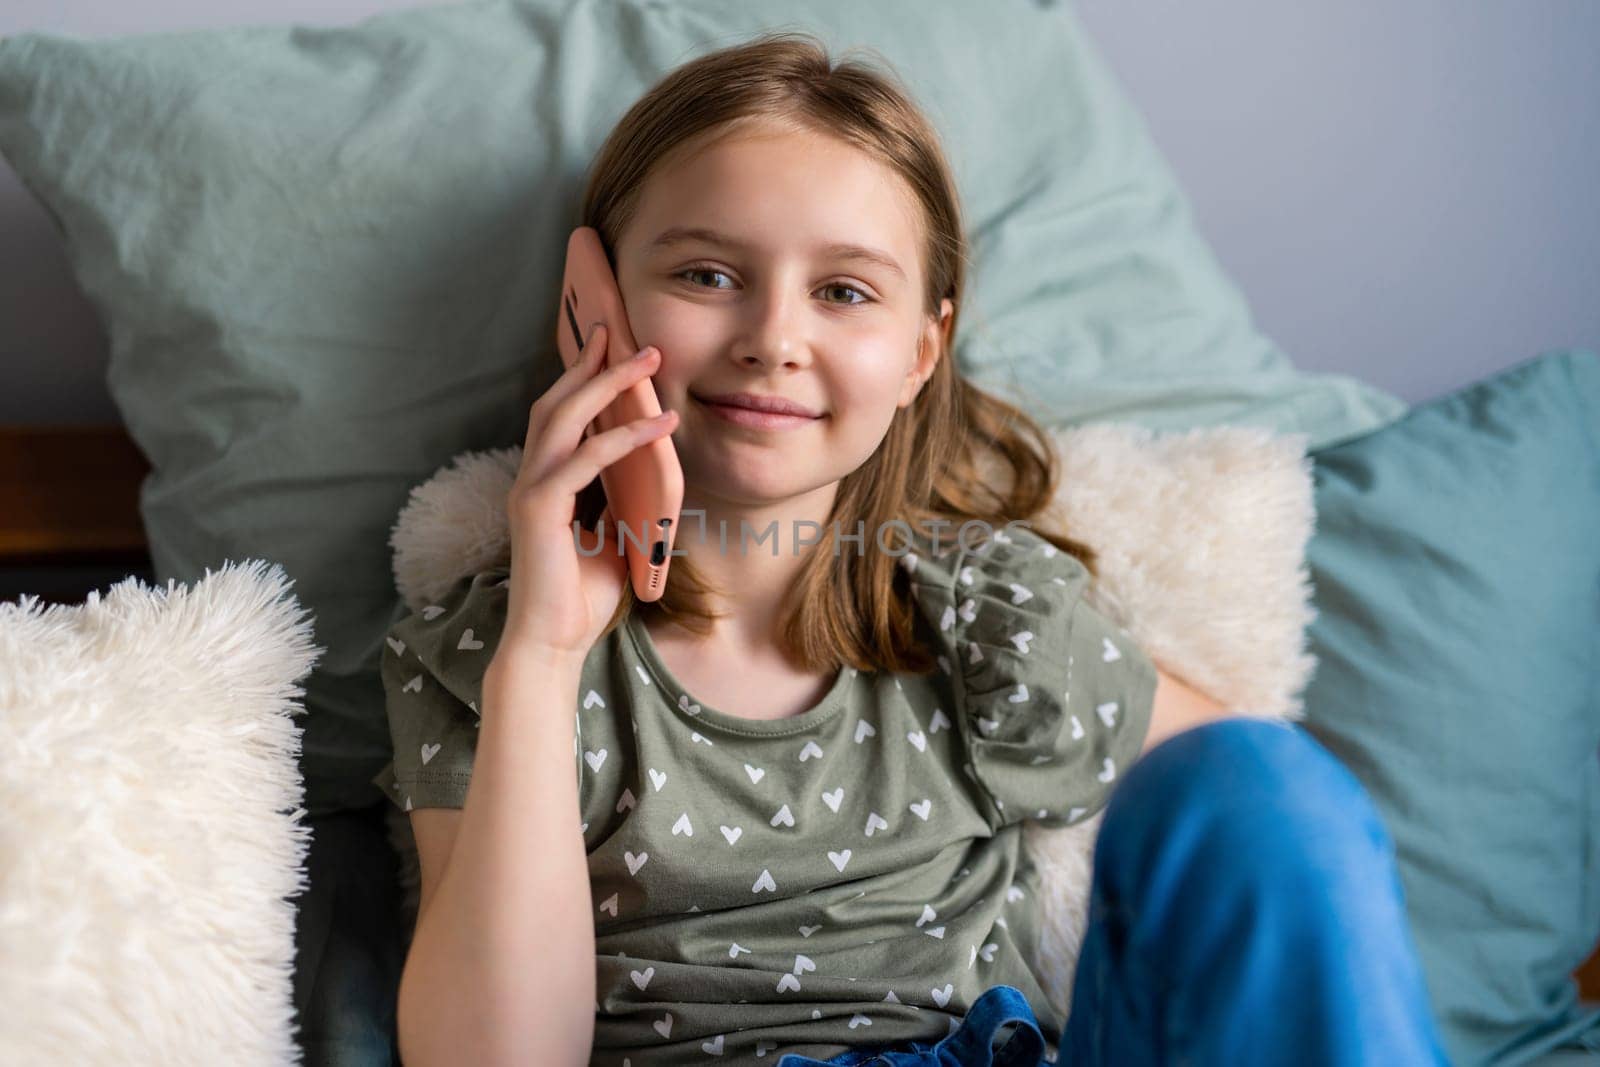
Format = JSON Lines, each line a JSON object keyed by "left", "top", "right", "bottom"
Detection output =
{"left": 632, "top": 346, "right": 657, "bottom": 362}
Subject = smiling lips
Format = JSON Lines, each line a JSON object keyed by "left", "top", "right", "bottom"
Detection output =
{"left": 694, "top": 391, "right": 822, "bottom": 418}
{"left": 693, "top": 392, "right": 823, "bottom": 431}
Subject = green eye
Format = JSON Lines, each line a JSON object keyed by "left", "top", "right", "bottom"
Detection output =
{"left": 677, "top": 265, "right": 873, "bottom": 307}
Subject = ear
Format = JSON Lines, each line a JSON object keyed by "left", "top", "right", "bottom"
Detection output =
{"left": 899, "top": 297, "right": 954, "bottom": 408}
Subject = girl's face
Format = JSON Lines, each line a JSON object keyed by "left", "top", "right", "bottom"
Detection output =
{"left": 612, "top": 125, "right": 952, "bottom": 509}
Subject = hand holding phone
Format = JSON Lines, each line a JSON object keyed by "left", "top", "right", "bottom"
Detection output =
{"left": 554, "top": 226, "right": 685, "bottom": 602}
{"left": 499, "top": 322, "right": 677, "bottom": 661}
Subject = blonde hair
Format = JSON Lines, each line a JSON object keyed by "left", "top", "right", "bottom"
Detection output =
{"left": 573, "top": 30, "right": 1097, "bottom": 674}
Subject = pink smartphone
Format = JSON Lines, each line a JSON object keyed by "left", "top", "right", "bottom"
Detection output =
{"left": 555, "top": 226, "right": 684, "bottom": 603}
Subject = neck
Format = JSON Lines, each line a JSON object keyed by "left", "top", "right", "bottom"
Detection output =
{"left": 657, "top": 481, "right": 840, "bottom": 653}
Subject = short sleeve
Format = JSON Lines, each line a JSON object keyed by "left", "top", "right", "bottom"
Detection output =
{"left": 370, "top": 566, "right": 511, "bottom": 813}
{"left": 906, "top": 525, "right": 1158, "bottom": 829}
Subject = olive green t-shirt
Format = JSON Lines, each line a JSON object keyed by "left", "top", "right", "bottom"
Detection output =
{"left": 372, "top": 524, "right": 1157, "bottom": 1064}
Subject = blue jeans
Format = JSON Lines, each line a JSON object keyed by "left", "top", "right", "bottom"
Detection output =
{"left": 782, "top": 718, "right": 1451, "bottom": 1067}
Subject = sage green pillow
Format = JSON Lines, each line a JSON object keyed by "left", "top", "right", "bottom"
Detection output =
{"left": 1301, "top": 349, "right": 1600, "bottom": 1066}
{"left": 0, "top": 0, "right": 1406, "bottom": 816}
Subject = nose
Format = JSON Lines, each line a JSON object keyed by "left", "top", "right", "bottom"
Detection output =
{"left": 732, "top": 279, "right": 813, "bottom": 370}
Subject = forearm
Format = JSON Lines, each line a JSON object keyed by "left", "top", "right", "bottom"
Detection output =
{"left": 397, "top": 652, "right": 594, "bottom": 1067}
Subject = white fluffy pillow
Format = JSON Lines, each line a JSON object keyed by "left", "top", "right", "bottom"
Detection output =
{"left": 382, "top": 422, "right": 1317, "bottom": 1012}
{"left": 0, "top": 562, "right": 322, "bottom": 1066}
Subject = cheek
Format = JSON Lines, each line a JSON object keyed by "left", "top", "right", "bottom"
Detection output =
{"left": 626, "top": 292, "right": 715, "bottom": 351}
{"left": 823, "top": 354, "right": 913, "bottom": 415}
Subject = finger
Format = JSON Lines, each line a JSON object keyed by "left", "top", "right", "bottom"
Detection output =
{"left": 525, "top": 322, "right": 610, "bottom": 456}
{"left": 515, "top": 407, "right": 674, "bottom": 522}
{"left": 551, "top": 344, "right": 662, "bottom": 452}
{"left": 553, "top": 407, "right": 677, "bottom": 498}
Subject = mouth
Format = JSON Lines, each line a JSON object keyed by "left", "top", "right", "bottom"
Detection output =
{"left": 692, "top": 391, "right": 823, "bottom": 418}
{"left": 692, "top": 393, "right": 824, "bottom": 431}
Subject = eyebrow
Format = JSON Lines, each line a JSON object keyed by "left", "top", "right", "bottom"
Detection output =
{"left": 646, "top": 226, "right": 907, "bottom": 283}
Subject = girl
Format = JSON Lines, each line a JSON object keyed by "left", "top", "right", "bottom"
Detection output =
{"left": 373, "top": 32, "right": 1451, "bottom": 1067}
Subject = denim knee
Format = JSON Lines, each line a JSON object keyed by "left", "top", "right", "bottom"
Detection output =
{"left": 1097, "top": 718, "right": 1394, "bottom": 894}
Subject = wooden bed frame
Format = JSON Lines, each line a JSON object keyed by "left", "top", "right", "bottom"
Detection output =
{"left": 4, "top": 422, "right": 1599, "bottom": 1003}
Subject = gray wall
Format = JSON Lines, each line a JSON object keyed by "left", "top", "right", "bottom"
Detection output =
{"left": 2, "top": 0, "right": 1596, "bottom": 425}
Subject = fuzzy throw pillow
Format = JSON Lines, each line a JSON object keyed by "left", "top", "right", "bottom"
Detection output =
{"left": 0, "top": 563, "right": 323, "bottom": 1066}
{"left": 381, "top": 422, "right": 1316, "bottom": 1013}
